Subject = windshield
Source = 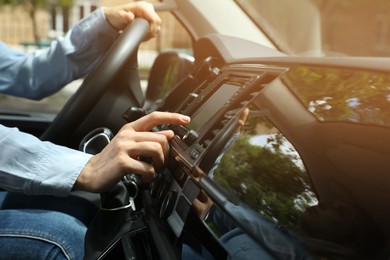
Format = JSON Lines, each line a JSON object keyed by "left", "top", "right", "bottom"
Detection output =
{"left": 236, "top": 0, "right": 390, "bottom": 57}
{"left": 283, "top": 66, "right": 390, "bottom": 127}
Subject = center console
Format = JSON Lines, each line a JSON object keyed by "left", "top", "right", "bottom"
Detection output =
{"left": 139, "top": 61, "right": 286, "bottom": 259}
{"left": 83, "top": 58, "right": 287, "bottom": 260}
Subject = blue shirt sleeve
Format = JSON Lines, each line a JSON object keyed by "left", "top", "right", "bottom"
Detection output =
{"left": 0, "top": 125, "right": 93, "bottom": 196}
{"left": 0, "top": 8, "right": 118, "bottom": 195}
{"left": 0, "top": 7, "right": 118, "bottom": 100}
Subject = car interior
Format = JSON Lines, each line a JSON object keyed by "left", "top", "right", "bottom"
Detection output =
{"left": 57, "top": 20, "right": 390, "bottom": 259}
{"left": 2, "top": 1, "right": 390, "bottom": 259}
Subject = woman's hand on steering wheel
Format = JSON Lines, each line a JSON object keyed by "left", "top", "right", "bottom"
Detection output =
{"left": 104, "top": 1, "right": 162, "bottom": 39}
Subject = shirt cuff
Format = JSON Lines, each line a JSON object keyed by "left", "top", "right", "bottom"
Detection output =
{"left": 28, "top": 144, "right": 93, "bottom": 196}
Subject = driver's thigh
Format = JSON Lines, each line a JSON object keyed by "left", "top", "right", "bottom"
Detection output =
{"left": 0, "top": 209, "right": 86, "bottom": 260}
{"left": 0, "top": 191, "right": 97, "bottom": 225}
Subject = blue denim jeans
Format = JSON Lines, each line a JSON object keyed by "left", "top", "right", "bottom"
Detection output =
{"left": 0, "top": 191, "right": 97, "bottom": 259}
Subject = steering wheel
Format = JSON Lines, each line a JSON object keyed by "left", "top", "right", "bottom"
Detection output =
{"left": 40, "top": 18, "right": 150, "bottom": 144}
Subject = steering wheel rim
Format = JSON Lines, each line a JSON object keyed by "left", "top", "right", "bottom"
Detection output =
{"left": 41, "top": 18, "right": 150, "bottom": 144}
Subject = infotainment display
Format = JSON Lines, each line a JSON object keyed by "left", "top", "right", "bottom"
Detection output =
{"left": 186, "top": 83, "right": 239, "bottom": 131}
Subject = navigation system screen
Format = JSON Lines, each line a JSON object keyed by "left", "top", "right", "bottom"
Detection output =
{"left": 187, "top": 83, "right": 239, "bottom": 131}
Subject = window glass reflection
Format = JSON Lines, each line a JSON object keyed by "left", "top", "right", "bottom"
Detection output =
{"left": 211, "top": 113, "right": 316, "bottom": 229}
{"left": 284, "top": 66, "right": 390, "bottom": 127}
{"left": 197, "top": 111, "right": 385, "bottom": 259}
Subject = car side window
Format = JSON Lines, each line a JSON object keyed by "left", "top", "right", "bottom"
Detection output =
{"left": 211, "top": 113, "right": 317, "bottom": 229}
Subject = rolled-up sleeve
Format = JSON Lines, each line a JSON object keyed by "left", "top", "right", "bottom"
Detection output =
{"left": 0, "top": 125, "right": 92, "bottom": 196}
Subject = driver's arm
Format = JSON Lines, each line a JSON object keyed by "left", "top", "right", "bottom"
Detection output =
{"left": 0, "top": 2, "right": 160, "bottom": 100}
{"left": 0, "top": 112, "right": 189, "bottom": 196}
{"left": 0, "top": 124, "right": 93, "bottom": 196}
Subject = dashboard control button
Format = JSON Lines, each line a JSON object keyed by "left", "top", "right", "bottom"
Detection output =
{"left": 189, "top": 149, "right": 200, "bottom": 160}
{"left": 182, "top": 130, "right": 199, "bottom": 146}
{"left": 170, "top": 125, "right": 189, "bottom": 139}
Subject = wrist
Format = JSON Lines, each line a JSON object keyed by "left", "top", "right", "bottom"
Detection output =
{"left": 74, "top": 163, "right": 93, "bottom": 192}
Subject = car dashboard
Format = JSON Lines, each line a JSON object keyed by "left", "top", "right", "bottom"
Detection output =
{"left": 114, "top": 55, "right": 286, "bottom": 258}
{"left": 85, "top": 34, "right": 390, "bottom": 260}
